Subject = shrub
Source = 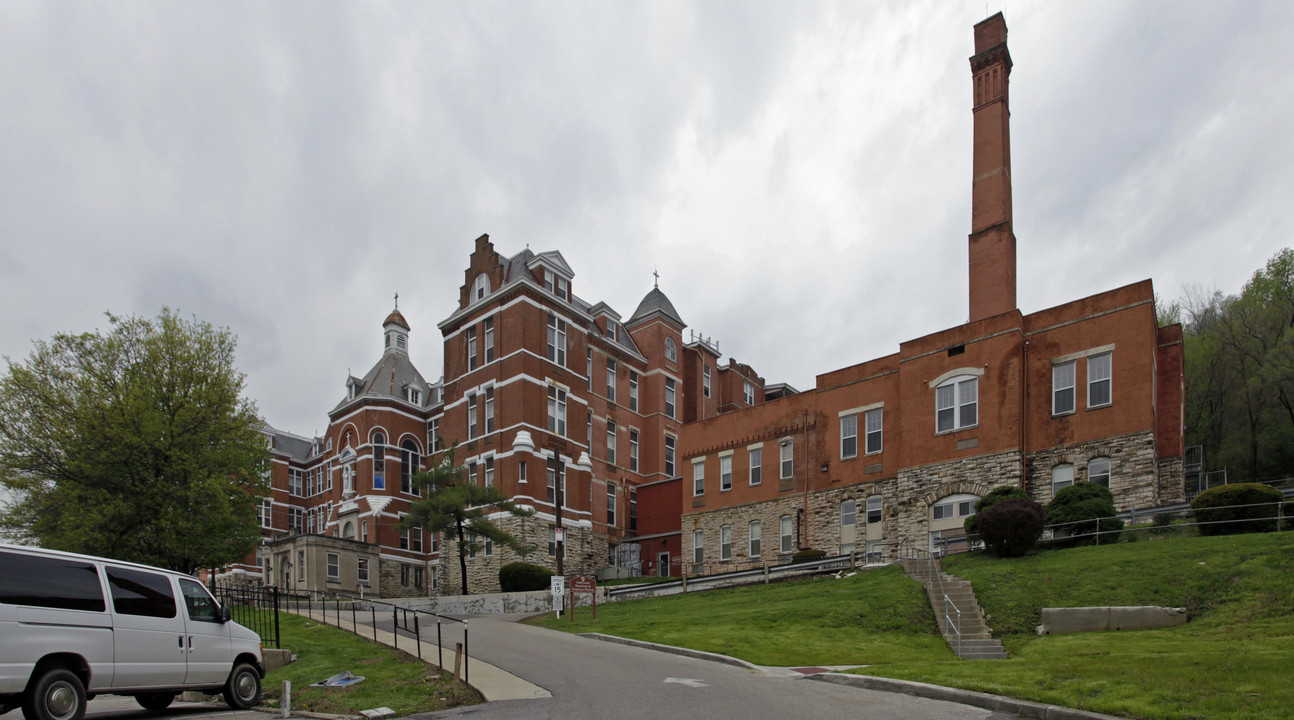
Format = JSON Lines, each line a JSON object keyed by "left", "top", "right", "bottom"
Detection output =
{"left": 975, "top": 498, "right": 1045, "bottom": 557}
{"left": 1045, "top": 483, "right": 1123, "bottom": 546}
{"left": 498, "top": 562, "right": 554, "bottom": 592}
{"left": 791, "top": 549, "right": 827, "bottom": 563}
{"left": 1190, "top": 483, "right": 1285, "bottom": 536}
{"left": 964, "top": 485, "right": 1030, "bottom": 535}
{"left": 1151, "top": 511, "right": 1179, "bottom": 536}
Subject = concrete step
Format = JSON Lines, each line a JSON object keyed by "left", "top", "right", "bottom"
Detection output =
{"left": 957, "top": 650, "right": 1008, "bottom": 660}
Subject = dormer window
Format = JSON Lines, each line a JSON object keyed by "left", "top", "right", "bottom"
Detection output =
{"left": 326, "top": 437, "right": 332, "bottom": 452}
{"left": 557, "top": 277, "right": 568, "bottom": 300}
{"left": 607, "top": 320, "right": 619, "bottom": 340}
{"left": 408, "top": 388, "right": 421, "bottom": 405}
{"left": 472, "top": 273, "right": 491, "bottom": 301}
{"left": 544, "top": 269, "right": 555, "bottom": 293}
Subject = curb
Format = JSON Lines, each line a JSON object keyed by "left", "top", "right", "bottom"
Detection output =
{"left": 579, "top": 633, "right": 1123, "bottom": 720}
{"left": 576, "top": 633, "right": 760, "bottom": 671}
{"left": 810, "top": 674, "right": 1126, "bottom": 720}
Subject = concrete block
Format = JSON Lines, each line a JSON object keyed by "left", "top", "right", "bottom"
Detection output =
{"left": 263, "top": 648, "right": 295, "bottom": 673}
{"left": 359, "top": 708, "right": 395, "bottom": 719}
{"left": 1037, "top": 606, "right": 1187, "bottom": 635}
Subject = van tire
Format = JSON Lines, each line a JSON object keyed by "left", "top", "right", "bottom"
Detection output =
{"left": 135, "top": 693, "right": 177, "bottom": 711}
{"left": 222, "top": 663, "right": 261, "bottom": 710}
{"left": 23, "top": 669, "right": 86, "bottom": 720}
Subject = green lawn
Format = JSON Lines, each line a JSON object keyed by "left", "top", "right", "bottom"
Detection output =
{"left": 262, "top": 614, "right": 482, "bottom": 716}
{"left": 534, "top": 532, "right": 1294, "bottom": 720}
{"left": 529, "top": 564, "right": 954, "bottom": 665}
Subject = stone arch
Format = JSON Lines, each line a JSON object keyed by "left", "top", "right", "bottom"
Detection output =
{"left": 920, "top": 480, "right": 994, "bottom": 509}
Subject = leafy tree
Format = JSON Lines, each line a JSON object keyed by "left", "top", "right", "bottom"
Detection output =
{"left": 1045, "top": 483, "right": 1123, "bottom": 546}
{"left": 975, "top": 498, "right": 1045, "bottom": 557}
{"left": 0, "top": 309, "right": 269, "bottom": 574}
{"left": 401, "top": 444, "right": 535, "bottom": 595}
{"left": 964, "top": 485, "right": 1029, "bottom": 535}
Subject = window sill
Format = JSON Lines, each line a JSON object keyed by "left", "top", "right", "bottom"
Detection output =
{"left": 1051, "top": 410, "right": 1076, "bottom": 418}
{"left": 934, "top": 424, "right": 978, "bottom": 437}
{"left": 840, "top": 454, "right": 858, "bottom": 462}
{"left": 864, "top": 450, "right": 882, "bottom": 457}
{"left": 1087, "top": 402, "right": 1112, "bottom": 411}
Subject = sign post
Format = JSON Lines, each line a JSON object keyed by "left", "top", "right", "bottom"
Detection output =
{"left": 550, "top": 575, "right": 565, "bottom": 618}
{"left": 569, "top": 575, "right": 597, "bottom": 622}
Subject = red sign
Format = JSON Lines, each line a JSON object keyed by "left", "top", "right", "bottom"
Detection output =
{"left": 571, "top": 576, "right": 596, "bottom": 593}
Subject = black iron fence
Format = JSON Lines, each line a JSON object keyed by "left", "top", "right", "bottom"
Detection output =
{"left": 211, "top": 581, "right": 283, "bottom": 648}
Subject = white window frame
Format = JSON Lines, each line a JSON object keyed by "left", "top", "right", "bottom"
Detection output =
{"left": 1088, "top": 457, "right": 1111, "bottom": 487}
{"left": 665, "top": 337, "right": 677, "bottom": 362}
{"left": 744, "top": 381, "right": 754, "bottom": 405}
{"left": 629, "top": 371, "right": 639, "bottom": 411}
{"left": 1053, "top": 360, "right": 1076, "bottom": 415}
{"left": 665, "top": 378, "right": 676, "bottom": 419}
{"left": 485, "top": 385, "right": 495, "bottom": 434}
{"left": 547, "top": 314, "right": 567, "bottom": 367}
{"left": 780, "top": 440, "right": 793, "bottom": 480}
{"left": 748, "top": 520, "right": 761, "bottom": 558}
{"left": 326, "top": 553, "right": 339, "bottom": 581}
{"left": 865, "top": 408, "right": 883, "bottom": 454}
{"left": 720, "top": 525, "right": 732, "bottom": 561}
{"left": 749, "top": 446, "right": 762, "bottom": 486}
{"left": 692, "top": 459, "right": 705, "bottom": 497}
{"left": 485, "top": 455, "right": 495, "bottom": 488}
{"left": 466, "top": 327, "right": 478, "bottom": 371}
{"left": 867, "top": 495, "right": 883, "bottom": 524}
{"left": 547, "top": 384, "right": 567, "bottom": 436}
{"left": 472, "top": 273, "right": 490, "bottom": 301}
{"left": 606, "top": 420, "right": 617, "bottom": 465}
{"left": 665, "top": 435, "right": 676, "bottom": 477}
{"left": 841, "top": 499, "right": 857, "bottom": 527}
{"left": 357, "top": 557, "right": 369, "bottom": 584}
{"left": 935, "top": 376, "right": 979, "bottom": 433}
{"left": 629, "top": 429, "right": 639, "bottom": 472}
{"left": 607, "top": 484, "right": 617, "bottom": 526}
{"left": 1053, "top": 463, "right": 1075, "bottom": 495}
{"left": 779, "top": 515, "right": 793, "bottom": 553}
{"left": 693, "top": 529, "right": 704, "bottom": 564}
{"left": 467, "top": 393, "right": 478, "bottom": 439}
{"left": 719, "top": 454, "right": 732, "bottom": 491}
{"left": 484, "top": 317, "right": 495, "bottom": 363}
{"left": 840, "top": 413, "right": 858, "bottom": 459}
{"left": 606, "top": 357, "right": 617, "bottom": 403}
{"left": 703, "top": 365, "right": 711, "bottom": 398}
{"left": 1088, "top": 352, "right": 1112, "bottom": 408}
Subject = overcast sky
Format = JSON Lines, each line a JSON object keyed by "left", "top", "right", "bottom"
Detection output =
{"left": 2, "top": 1, "right": 1292, "bottom": 440}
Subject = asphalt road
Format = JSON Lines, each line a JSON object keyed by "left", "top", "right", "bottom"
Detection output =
{"left": 0, "top": 694, "right": 263, "bottom": 720}
{"left": 406, "top": 614, "right": 1014, "bottom": 720}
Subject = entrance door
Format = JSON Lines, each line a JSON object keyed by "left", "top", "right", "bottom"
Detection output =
{"left": 657, "top": 552, "right": 670, "bottom": 577}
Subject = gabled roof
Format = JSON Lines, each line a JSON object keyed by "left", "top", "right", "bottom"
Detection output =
{"left": 332, "top": 349, "right": 431, "bottom": 413}
{"left": 626, "top": 287, "right": 686, "bottom": 329}
{"left": 527, "top": 250, "right": 574, "bottom": 278}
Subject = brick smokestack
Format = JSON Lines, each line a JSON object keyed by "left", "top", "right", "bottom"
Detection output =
{"left": 967, "top": 12, "right": 1016, "bottom": 322}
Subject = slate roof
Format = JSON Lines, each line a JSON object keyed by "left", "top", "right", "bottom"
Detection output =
{"left": 626, "top": 287, "right": 686, "bottom": 328}
{"left": 331, "top": 348, "right": 431, "bottom": 413}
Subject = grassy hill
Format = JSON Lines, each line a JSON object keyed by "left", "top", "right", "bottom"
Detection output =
{"left": 532, "top": 532, "right": 1294, "bottom": 720}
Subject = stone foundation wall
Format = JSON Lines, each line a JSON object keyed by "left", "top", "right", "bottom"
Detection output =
{"left": 684, "top": 495, "right": 803, "bottom": 570}
{"left": 1157, "top": 456, "right": 1185, "bottom": 505}
{"left": 1025, "top": 430, "right": 1159, "bottom": 511}
{"left": 892, "top": 450, "right": 1023, "bottom": 543}
{"left": 438, "top": 515, "right": 605, "bottom": 595}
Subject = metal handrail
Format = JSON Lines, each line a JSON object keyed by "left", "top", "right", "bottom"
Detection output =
{"left": 944, "top": 595, "right": 962, "bottom": 655}
{"left": 896, "top": 538, "right": 959, "bottom": 651}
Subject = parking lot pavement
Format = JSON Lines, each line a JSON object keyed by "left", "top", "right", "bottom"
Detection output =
{"left": 0, "top": 694, "right": 271, "bottom": 720}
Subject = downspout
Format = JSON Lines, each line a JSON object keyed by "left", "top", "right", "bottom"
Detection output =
{"left": 802, "top": 409, "right": 811, "bottom": 550}
{"left": 1021, "top": 337, "right": 1029, "bottom": 493}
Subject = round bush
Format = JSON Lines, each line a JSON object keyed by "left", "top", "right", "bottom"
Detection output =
{"left": 964, "top": 485, "right": 1030, "bottom": 535}
{"left": 1045, "top": 483, "right": 1123, "bottom": 546}
{"left": 498, "top": 562, "right": 554, "bottom": 592}
{"left": 791, "top": 548, "right": 827, "bottom": 563}
{"left": 1190, "top": 483, "right": 1285, "bottom": 536}
{"left": 975, "top": 498, "right": 1045, "bottom": 557}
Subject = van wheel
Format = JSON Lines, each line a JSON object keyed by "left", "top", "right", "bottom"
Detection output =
{"left": 23, "top": 669, "right": 86, "bottom": 720}
{"left": 222, "top": 663, "right": 261, "bottom": 710}
{"left": 135, "top": 693, "right": 177, "bottom": 711}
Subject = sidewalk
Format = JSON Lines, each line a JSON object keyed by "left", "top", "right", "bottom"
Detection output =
{"left": 291, "top": 609, "right": 549, "bottom": 703}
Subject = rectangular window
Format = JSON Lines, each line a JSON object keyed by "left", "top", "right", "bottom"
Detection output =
{"left": 693, "top": 529, "right": 704, "bottom": 564}
{"left": 692, "top": 459, "right": 705, "bottom": 496}
{"left": 357, "top": 557, "right": 369, "bottom": 584}
{"left": 289, "top": 507, "right": 303, "bottom": 531}
{"left": 780, "top": 515, "right": 793, "bottom": 553}
{"left": 720, "top": 454, "right": 732, "bottom": 491}
{"left": 867, "top": 495, "right": 883, "bottom": 524}
{"left": 361, "top": 519, "right": 368, "bottom": 542}
{"left": 606, "top": 484, "right": 617, "bottom": 526}
{"left": 484, "top": 535, "right": 493, "bottom": 556}
{"left": 841, "top": 499, "right": 857, "bottom": 526}
{"left": 485, "top": 386, "right": 495, "bottom": 433}
{"left": 1088, "top": 352, "right": 1112, "bottom": 407}
{"left": 466, "top": 327, "right": 477, "bottom": 371}
{"left": 1053, "top": 360, "right": 1076, "bottom": 414}
{"left": 485, "top": 456, "right": 495, "bottom": 488}
{"left": 467, "top": 532, "right": 478, "bottom": 560}
{"left": 412, "top": 526, "right": 424, "bottom": 552}
{"left": 1089, "top": 457, "right": 1111, "bottom": 487}
{"left": 484, "top": 317, "right": 495, "bottom": 363}
{"left": 467, "top": 461, "right": 477, "bottom": 487}
{"left": 297, "top": 551, "right": 305, "bottom": 582}
{"left": 1053, "top": 463, "right": 1075, "bottom": 494}
{"left": 107, "top": 566, "right": 175, "bottom": 618}
{"left": 326, "top": 553, "right": 339, "bottom": 581}
{"left": 841, "top": 414, "right": 858, "bottom": 459}
{"left": 557, "top": 276, "right": 569, "bottom": 300}
{"left": 749, "top": 447, "right": 762, "bottom": 485}
{"left": 865, "top": 408, "right": 883, "bottom": 454}
{"left": 606, "top": 421, "right": 617, "bottom": 465}
{"left": 547, "top": 314, "right": 567, "bottom": 367}
{"left": 932, "top": 503, "right": 954, "bottom": 520}
{"left": 665, "top": 435, "right": 676, "bottom": 477}
{"left": 400, "top": 526, "right": 409, "bottom": 549}
{"left": 744, "top": 381, "right": 754, "bottom": 405}
{"left": 936, "top": 377, "right": 978, "bottom": 432}
{"left": 547, "top": 384, "right": 567, "bottom": 436}
{"left": 629, "top": 371, "right": 639, "bottom": 411}
{"left": 629, "top": 489, "right": 638, "bottom": 533}
{"left": 519, "top": 460, "right": 527, "bottom": 484}
{"left": 544, "top": 269, "right": 554, "bottom": 293}
{"left": 720, "top": 525, "right": 732, "bottom": 561}
{"left": 0, "top": 552, "right": 104, "bottom": 612}
{"left": 289, "top": 469, "right": 303, "bottom": 497}
{"left": 665, "top": 378, "right": 676, "bottom": 419}
{"left": 547, "top": 467, "right": 557, "bottom": 504}
{"left": 373, "top": 441, "right": 384, "bottom": 490}
{"left": 586, "top": 348, "right": 593, "bottom": 391}
{"left": 748, "top": 520, "right": 761, "bottom": 558}
{"left": 780, "top": 440, "right": 793, "bottom": 480}
{"left": 629, "top": 429, "right": 639, "bottom": 472}
{"left": 258, "top": 498, "right": 272, "bottom": 528}
{"left": 467, "top": 393, "right": 478, "bottom": 439}
{"left": 606, "top": 357, "right": 617, "bottom": 403}
{"left": 429, "top": 418, "right": 440, "bottom": 453}
{"left": 703, "top": 365, "right": 711, "bottom": 398}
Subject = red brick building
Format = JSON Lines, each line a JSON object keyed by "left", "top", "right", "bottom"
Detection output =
{"left": 677, "top": 13, "right": 1185, "bottom": 571}
{"left": 240, "top": 13, "right": 1184, "bottom": 595}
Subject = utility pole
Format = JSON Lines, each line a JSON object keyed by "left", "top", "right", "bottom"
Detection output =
{"left": 548, "top": 450, "right": 565, "bottom": 577}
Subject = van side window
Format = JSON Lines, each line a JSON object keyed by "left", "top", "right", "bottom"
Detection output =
{"left": 107, "top": 566, "right": 177, "bottom": 618}
{"left": 0, "top": 550, "right": 105, "bottom": 612}
{"left": 178, "top": 578, "right": 219, "bottom": 623}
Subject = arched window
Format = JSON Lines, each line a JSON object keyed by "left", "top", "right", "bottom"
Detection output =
{"left": 665, "top": 337, "right": 677, "bottom": 362}
{"left": 401, "top": 439, "right": 420, "bottom": 494}
{"left": 372, "top": 432, "right": 386, "bottom": 490}
{"left": 472, "top": 273, "right": 491, "bottom": 301}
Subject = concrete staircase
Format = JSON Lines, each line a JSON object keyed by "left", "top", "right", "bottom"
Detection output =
{"left": 900, "top": 558, "right": 1007, "bottom": 660}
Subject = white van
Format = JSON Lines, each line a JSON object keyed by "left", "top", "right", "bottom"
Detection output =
{"left": 0, "top": 544, "right": 264, "bottom": 720}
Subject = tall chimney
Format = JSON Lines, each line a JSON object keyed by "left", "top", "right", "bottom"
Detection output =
{"left": 968, "top": 12, "right": 1016, "bottom": 322}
